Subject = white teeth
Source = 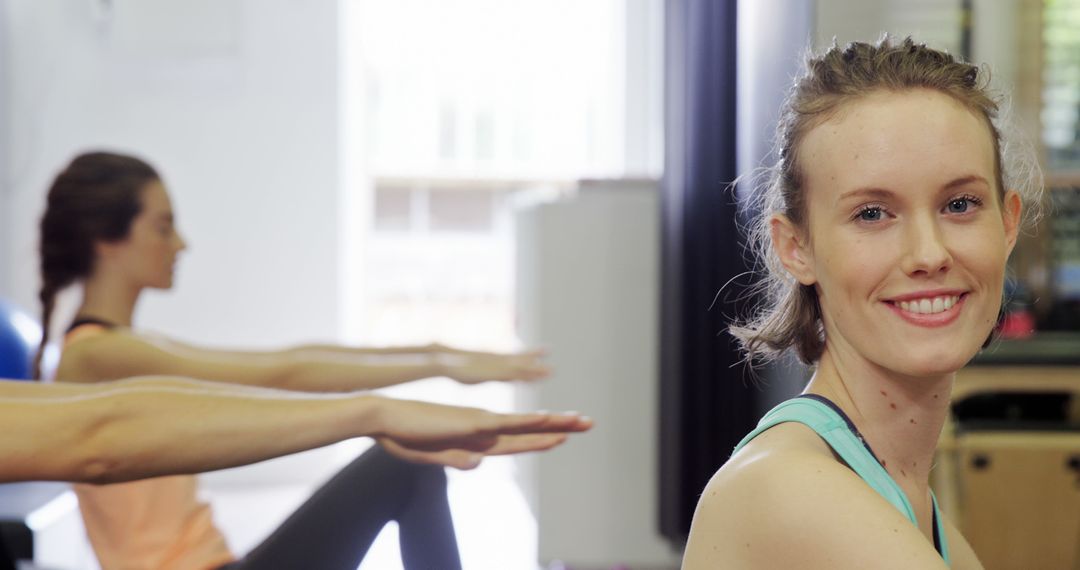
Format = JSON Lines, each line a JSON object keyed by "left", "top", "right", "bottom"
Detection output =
{"left": 894, "top": 295, "right": 960, "bottom": 315}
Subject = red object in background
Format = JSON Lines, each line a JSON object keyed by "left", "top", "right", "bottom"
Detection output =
{"left": 998, "top": 310, "right": 1036, "bottom": 339}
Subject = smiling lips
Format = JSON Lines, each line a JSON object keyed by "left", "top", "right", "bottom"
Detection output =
{"left": 884, "top": 292, "right": 968, "bottom": 327}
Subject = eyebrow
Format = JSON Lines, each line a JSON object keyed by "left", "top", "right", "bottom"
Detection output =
{"left": 942, "top": 175, "right": 990, "bottom": 190}
{"left": 837, "top": 187, "right": 894, "bottom": 202}
{"left": 837, "top": 175, "right": 992, "bottom": 203}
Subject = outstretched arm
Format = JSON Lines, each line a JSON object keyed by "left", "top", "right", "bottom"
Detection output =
{"left": 0, "top": 377, "right": 591, "bottom": 484}
{"left": 283, "top": 343, "right": 551, "bottom": 386}
{"left": 64, "top": 331, "right": 547, "bottom": 391}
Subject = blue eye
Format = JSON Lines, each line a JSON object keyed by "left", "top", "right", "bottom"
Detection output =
{"left": 946, "top": 194, "right": 983, "bottom": 214}
{"left": 858, "top": 207, "right": 884, "bottom": 222}
{"left": 947, "top": 199, "right": 969, "bottom": 213}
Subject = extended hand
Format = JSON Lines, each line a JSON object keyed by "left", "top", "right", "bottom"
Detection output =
{"left": 373, "top": 397, "right": 591, "bottom": 468}
{"left": 436, "top": 349, "right": 551, "bottom": 384}
{"left": 377, "top": 433, "right": 570, "bottom": 470}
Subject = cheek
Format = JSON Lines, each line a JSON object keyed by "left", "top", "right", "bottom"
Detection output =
{"left": 134, "top": 240, "right": 170, "bottom": 270}
{"left": 817, "top": 235, "right": 889, "bottom": 300}
{"left": 949, "top": 223, "right": 1009, "bottom": 282}
{"left": 949, "top": 228, "right": 1009, "bottom": 322}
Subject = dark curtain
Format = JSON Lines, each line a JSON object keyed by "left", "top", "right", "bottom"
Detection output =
{"left": 658, "top": 0, "right": 758, "bottom": 544}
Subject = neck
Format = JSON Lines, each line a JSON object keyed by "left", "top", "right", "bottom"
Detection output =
{"left": 77, "top": 272, "right": 142, "bottom": 327}
{"left": 804, "top": 345, "right": 953, "bottom": 488}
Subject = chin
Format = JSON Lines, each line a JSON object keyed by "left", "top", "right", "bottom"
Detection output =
{"left": 888, "top": 349, "right": 975, "bottom": 378}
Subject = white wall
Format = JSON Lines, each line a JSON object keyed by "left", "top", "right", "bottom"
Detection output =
{"left": 970, "top": 0, "right": 1022, "bottom": 94}
{"left": 0, "top": 0, "right": 11, "bottom": 298}
{"left": 0, "top": 4, "right": 354, "bottom": 564}
{"left": 816, "top": 0, "right": 1023, "bottom": 86}
{"left": 815, "top": 0, "right": 963, "bottom": 51}
{"left": 2, "top": 0, "right": 343, "bottom": 348}
{"left": 814, "top": 0, "right": 1025, "bottom": 126}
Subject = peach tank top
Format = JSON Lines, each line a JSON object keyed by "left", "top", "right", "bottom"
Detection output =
{"left": 65, "top": 323, "right": 235, "bottom": 570}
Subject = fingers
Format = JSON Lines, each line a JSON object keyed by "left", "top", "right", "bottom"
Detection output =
{"left": 483, "top": 433, "right": 568, "bottom": 455}
{"left": 401, "top": 412, "right": 590, "bottom": 451}
{"left": 443, "top": 350, "right": 552, "bottom": 384}
{"left": 395, "top": 433, "right": 500, "bottom": 453}
{"left": 382, "top": 408, "right": 591, "bottom": 454}
{"left": 439, "top": 344, "right": 547, "bottom": 359}
{"left": 515, "top": 363, "right": 551, "bottom": 381}
{"left": 379, "top": 439, "right": 485, "bottom": 470}
{"left": 380, "top": 434, "right": 569, "bottom": 468}
{"left": 485, "top": 412, "right": 594, "bottom": 435}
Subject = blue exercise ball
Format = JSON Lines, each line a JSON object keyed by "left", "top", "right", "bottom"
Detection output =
{"left": 0, "top": 298, "right": 43, "bottom": 380}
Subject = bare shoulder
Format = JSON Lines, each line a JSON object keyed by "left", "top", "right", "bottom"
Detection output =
{"left": 56, "top": 328, "right": 165, "bottom": 383}
{"left": 57, "top": 326, "right": 287, "bottom": 387}
{"left": 682, "top": 422, "right": 950, "bottom": 570}
{"left": 939, "top": 511, "right": 984, "bottom": 569}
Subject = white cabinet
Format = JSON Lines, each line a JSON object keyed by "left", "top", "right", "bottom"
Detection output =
{"left": 514, "top": 179, "right": 678, "bottom": 569}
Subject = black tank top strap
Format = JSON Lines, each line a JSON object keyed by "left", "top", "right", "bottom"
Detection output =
{"left": 66, "top": 316, "right": 120, "bottom": 334}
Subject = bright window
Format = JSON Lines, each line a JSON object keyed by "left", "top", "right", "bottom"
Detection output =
{"left": 341, "top": 1, "right": 661, "bottom": 568}
{"left": 1043, "top": 0, "right": 1080, "bottom": 169}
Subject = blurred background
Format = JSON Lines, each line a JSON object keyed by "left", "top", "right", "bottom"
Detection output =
{"left": 0, "top": 0, "right": 1077, "bottom": 569}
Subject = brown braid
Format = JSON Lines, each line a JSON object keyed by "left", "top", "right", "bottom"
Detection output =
{"left": 32, "top": 282, "right": 59, "bottom": 379}
{"left": 33, "top": 151, "right": 160, "bottom": 379}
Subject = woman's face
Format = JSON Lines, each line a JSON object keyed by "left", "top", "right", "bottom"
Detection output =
{"left": 102, "top": 180, "right": 187, "bottom": 289}
{"left": 779, "top": 89, "right": 1021, "bottom": 378}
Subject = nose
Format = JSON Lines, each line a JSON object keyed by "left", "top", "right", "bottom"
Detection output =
{"left": 175, "top": 231, "right": 189, "bottom": 253}
{"left": 899, "top": 214, "right": 952, "bottom": 277}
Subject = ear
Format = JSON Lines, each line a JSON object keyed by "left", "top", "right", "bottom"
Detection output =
{"left": 1001, "top": 190, "right": 1022, "bottom": 256}
{"left": 769, "top": 214, "right": 817, "bottom": 285}
{"left": 94, "top": 239, "right": 121, "bottom": 263}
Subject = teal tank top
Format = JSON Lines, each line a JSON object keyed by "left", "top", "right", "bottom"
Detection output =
{"left": 733, "top": 395, "right": 950, "bottom": 565}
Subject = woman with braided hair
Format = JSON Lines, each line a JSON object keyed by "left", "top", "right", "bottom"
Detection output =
{"left": 35, "top": 151, "right": 589, "bottom": 570}
{"left": 683, "top": 37, "right": 1041, "bottom": 569}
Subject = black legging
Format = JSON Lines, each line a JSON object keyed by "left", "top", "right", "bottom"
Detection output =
{"left": 218, "top": 445, "right": 461, "bottom": 570}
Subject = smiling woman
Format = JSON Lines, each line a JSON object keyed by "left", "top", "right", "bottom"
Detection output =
{"left": 791, "top": 88, "right": 1021, "bottom": 378}
{"left": 681, "top": 37, "right": 1042, "bottom": 570}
